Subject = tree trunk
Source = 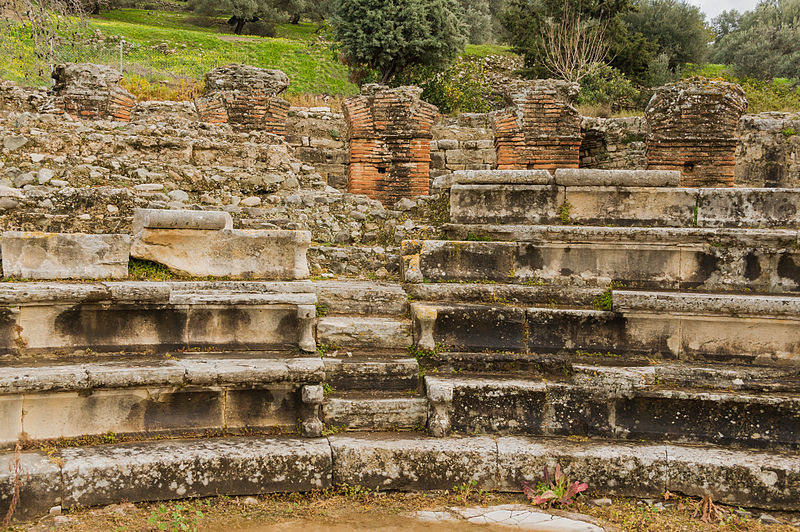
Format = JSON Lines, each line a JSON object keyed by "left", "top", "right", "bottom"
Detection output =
{"left": 234, "top": 17, "right": 246, "bottom": 34}
{"left": 290, "top": 13, "right": 301, "bottom": 24}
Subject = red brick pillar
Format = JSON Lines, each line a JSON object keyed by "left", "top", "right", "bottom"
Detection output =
{"left": 343, "top": 85, "right": 438, "bottom": 206}
{"left": 41, "top": 63, "right": 136, "bottom": 121}
{"left": 646, "top": 78, "right": 747, "bottom": 187}
{"left": 196, "top": 64, "right": 291, "bottom": 135}
{"left": 493, "top": 80, "right": 582, "bottom": 172}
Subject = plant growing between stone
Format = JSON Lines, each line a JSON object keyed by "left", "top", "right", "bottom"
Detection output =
{"left": 522, "top": 464, "right": 588, "bottom": 508}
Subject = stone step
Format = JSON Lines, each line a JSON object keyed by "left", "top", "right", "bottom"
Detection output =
{"left": 450, "top": 178, "right": 800, "bottom": 228}
{"left": 422, "top": 354, "right": 800, "bottom": 393}
{"left": 317, "top": 316, "right": 413, "bottom": 350}
{"left": 314, "top": 280, "right": 408, "bottom": 316}
{"left": 0, "top": 280, "right": 318, "bottom": 355}
{"left": 424, "top": 373, "right": 800, "bottom": 450}
{"left": 406, "top": 282, "right": 602, "bottom": 308}
{"left": 4, "top": 433, "right": 798, "bottom": 522}
{"left": 404, "top": 229, "right": 800, "bottom": 293}
{"left": 322, "top": 392, "right": 427, "bottom": 431}
{"left": 409, "top": 293, "right": 800, "bottom": 365}
{"left": 0, "top": 354, "right": 326, "bottom": 447}
{"left": 323, "top": 356, "right": 419, "bottom": 391}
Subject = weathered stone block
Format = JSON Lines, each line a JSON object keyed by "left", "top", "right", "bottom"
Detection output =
{"left": 60, "top": 437, "right": 332, "bottom": 508}
{"left": 317, "top": 316, "right": 412, "bottom": 349}
{"left": 0, "top": 451, "right": 62, "bottom": 522}
{"left": 330, "top": 434, "right": 498, "bottom": 491}
{"left": 450, "top": 184, "right": 562, "bottom": 225}
{"left": 1, "top": 231, "right": 130, "bottom": 280}
{"left": 322, "top": 397, "right": 427, "bottom": 430}
{"left": 554, "top": 168, "right": 681, "bottom": 187}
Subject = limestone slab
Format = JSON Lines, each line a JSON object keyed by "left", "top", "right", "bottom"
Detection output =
{"left": 450, "top": 184, "right": 562, "bottom": 225}
{"left": 322, "top": 396, "right": 427, "bottom": 430}
{"left": 1, "top": 232, "right": 130, "bottom": 280}
{"left": 564, "top": 187, "right": 696, "bottom": 227}
{"left": 317, "top": 316, "right": 412, "bottom": 349}
{"left": 0, "top": 451, "right": 62, "bottom": 522}
{"left": 330, "top": 433, "right": 498, "bottom": 490}
{"left": 314, "top": 280, "right": 408, "bottom": 315}
{"left": 554, "top": 168, "right": 680, "bottom": 187}
{"left": 60, "top": 436, "right": 332, "bottom": 508}
{"left": 452, "top": 169, "right": 553, "bottom": 185}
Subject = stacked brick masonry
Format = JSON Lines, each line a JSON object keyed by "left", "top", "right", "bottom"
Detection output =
{"left": 646, "top": 78, "right": 748, "bottom": 187}
{"left": 493, "top": 80, "right": 582, "bottom": 173}
{"left": 343, "top": 85, "right": 438, "bottom": 206}
{"left": 41, "top": 63, "right": 136, "bottom": 122}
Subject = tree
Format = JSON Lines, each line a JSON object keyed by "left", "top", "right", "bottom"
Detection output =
{"left": 712, "top": 9, "right": 742, "bottom": 39}
{"left": 332, "top": 0, "right": 467, "bottom": 84}
{"left": 190, "top": 0, "right": 282, "bottom": 34}
{"left": 501, "top": 0, "right": 653, "bottom": 80}
{"left": 624, "top": 0, "right": 709, "bottom": 71}
{"left": 711, "top": 0, "right": 800, "bottom": 80}
{"left": 540, "top": 0, "right": 612, "bottom": 82}
{"left": 457, "top": 0, "right": 493, "bottom": 44}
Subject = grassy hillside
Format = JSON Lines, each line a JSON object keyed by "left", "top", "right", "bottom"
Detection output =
{"left": 0, "top": 7, "right": 512, "bottom": 100}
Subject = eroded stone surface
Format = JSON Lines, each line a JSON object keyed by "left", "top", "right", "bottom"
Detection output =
{"left": 412, "top": 505, "right": 604, "bottom": 531}
{"left": 1, "top": 231, "right": 130, "bottom": 279}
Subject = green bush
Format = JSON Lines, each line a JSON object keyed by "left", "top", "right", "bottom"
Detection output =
{"left": 576, "top": 64, "right": 641, "bottom": 112}
{"left": 682, "top": 64, "right": 800, "bottom": 113}
{"left": 398, "top": 57, "right": 502, "bottom": 114}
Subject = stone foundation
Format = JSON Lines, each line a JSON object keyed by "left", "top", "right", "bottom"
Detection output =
{"left": 39, "top": 63, "right": 136, "bottom": 122}
{"left": 343, "top": 85, "right": 438, "bottom": 206}
{"left": 493, "top": 80, "right": 582, "bottom": 173}
{"left": 646, "top": 78, "right": 748, "bottom": 187}
{"left": 195, "top": 64, "right": 291, "bottom": 135}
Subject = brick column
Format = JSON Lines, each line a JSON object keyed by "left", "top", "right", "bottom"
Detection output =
{"left": 40, "top": 63, "right": 136, "bottom": 121}
{"left": 493, "top": 80, "right": 582, "bottom": 172}
{"left": 196, "top": 64, "right": 291, "bottom": 135}
{"left": 343, "top": 84, "right": 438, "bottom": 206}
{"left": 646, "top": 78, "right": 747, "bottom": 187}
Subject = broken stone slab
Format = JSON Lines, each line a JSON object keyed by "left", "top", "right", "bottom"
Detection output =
{"left": 452, "top": 169, "right": 553, "bottom": 185}
{"left": 59, "top": 436, "right": 332, "bottom": 508}
{"left": 1, "top": 232, "right": 130, "bottom": 280}
{"left": 330, "top": 433, "right": 499, "bottom": 491}
{"left": 131, "top": 209, "right": 310, "bottom": 280}
{"left": 554, "top": 169, "right": 681, "bottom": 187}
{"left": 436, "top": 505, "right": 604, "bottom": 531}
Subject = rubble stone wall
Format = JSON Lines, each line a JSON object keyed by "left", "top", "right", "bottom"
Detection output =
{"left": 40, "top": 63, "right": 136, "bottom": 122}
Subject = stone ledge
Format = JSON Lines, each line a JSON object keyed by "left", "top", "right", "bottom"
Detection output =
{"left": 0, "top": 356, "right": 325, "bottom": 394}
{"left": 613, "top": 290, "right": 800, "bottom": 317}
{"left": 555, "top": 168, "right": 681, "bottom": 187}
{"left": 3, "top": 434, "right": 800, "bottom": 522}
{"left": 452, "top": 169, "right": 553, "bottom": 185}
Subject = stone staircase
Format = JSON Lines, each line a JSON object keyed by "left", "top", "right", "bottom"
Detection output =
{"left": 2, "top": 168, "right": 800, "bottom": 522}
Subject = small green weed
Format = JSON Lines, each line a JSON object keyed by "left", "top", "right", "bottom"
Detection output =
{"left": 315, "top": 304, "right": 330, "bottom": 318}
{"left": 782, "top": 127, "right": 797, "bottom": 137}
{"left": 466, "top": 233, "right": 493, "bottom": 242}
{"left": 591, "top": 281, "right": 624, "bottom": 311}
{"left": 522, "top": 464, "right": 588, "bottom": 509}
{"left": 128, "top": 258, "right": 174, "bottom": 281}
{"left": 321, "top": 424, "right": 347, "bottom": 436}
{"left": 322, "top": 383, "right": 334, "bottom": 395}
{"left": 147, "top": 501, "right": 206, "bottom": 531}
{"left": 558, "top": 202, "right": 572, "bottom": 225}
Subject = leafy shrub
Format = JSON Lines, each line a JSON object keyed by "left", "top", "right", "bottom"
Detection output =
{"left": 682, "top": 64, "right": 800, "bottom": 113}
{"left": 576, "top": 64, "right": 641, "bottom": 113}
{"left": 522, "top": 464, "right": 588, "bottom": 508}
{"left": 244, "top": 19, "right": 278, "bottom": 37}
{"left": 398, "top": 57, "right": 502, "bottom": 114}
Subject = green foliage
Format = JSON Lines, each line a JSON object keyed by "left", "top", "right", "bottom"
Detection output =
{"left": 711, "top": 0, "right": 800, "bottom": 81}
{"left": 576, "top": 64, "right": 641, "bottom": 111}
{"left": 457, "top": 0, "right": 493, "bottom": 44}
{"left": 683, "top": 63, "right": 800, "bottom": 113}
{"left": 466, "top": 233, "right": 493, "bottom": 241}
{"left": 501, "top": 0, "right": 650, "bottom": 80}
{"left": 522, "top": 464, "right": 588, "bottom": 508}
{"left": 332, "top": 0, "right": 467, "bottom": 84}
{"left": 322, "top": 382, "right": 334, "bottom": 395}
{"left": 148, "top": 501, "right": 206, "bottom": 531}
{"left": 783, "top": 127, "right": 798, "bottom": 137}
{"left": 591, "top": 281, "right": 624, "bottom": 311}
{"left": 398, "top": 57, "right": 502, "bottom": 114}
{"left": 557, "top": 201, "right": 572, "bottom": 224}
{"left": 128, "top": 258, "right": 175, "bottom": 281}
{"left": 625, "top": 0, "right": 709, "bottom": 71}
{"left": 315, "top": 304, "right": 330, "bottom": 317}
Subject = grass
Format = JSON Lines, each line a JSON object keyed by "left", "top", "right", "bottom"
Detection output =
{"left": 0, "top": 9, "right": 358, "bottom": 97}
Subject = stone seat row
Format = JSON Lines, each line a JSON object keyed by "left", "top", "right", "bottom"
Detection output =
{"left": 449, "top": 169, "right": 800, "bottom": 228}
{"left": 0, "top": 208, "right": 310, "bottom": 280}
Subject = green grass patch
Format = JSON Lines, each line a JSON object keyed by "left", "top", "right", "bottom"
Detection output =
{"left": 462, "top": 43, "right": 515, "bottom": 57}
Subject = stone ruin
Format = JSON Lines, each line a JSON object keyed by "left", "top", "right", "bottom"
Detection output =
{"left": 39, "top": 63, "right": 136, "bottom": 121}
{"left": 646, "top": 78, "right": 748, "bottom": 187}
{"left": 493, "top": 79, "right": 582, "bottom": 173}
{"left": 195, "top": 64, "right": 291, "bottom": 135}
{"left": 343, "top": 84, "right": 438, "bottom": 206}
{"left": 3, "top": 67, "right": 800, "bottom": 525}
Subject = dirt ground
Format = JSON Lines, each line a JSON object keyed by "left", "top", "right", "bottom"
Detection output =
{"left": 5, "top": 488, "right": 799, "bottom": 532}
